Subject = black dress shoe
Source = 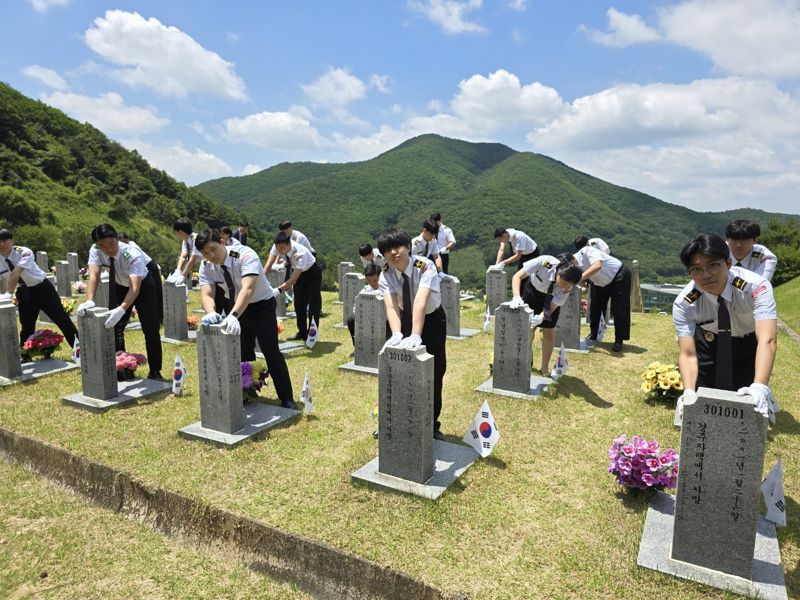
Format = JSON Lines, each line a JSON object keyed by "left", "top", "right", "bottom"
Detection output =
{"left": 147, "top": 371, "right": 164, "bottom": 381}
{"left": 281, "top": 399, "right": 299, "bottom": 410}
{"left": 611, "top": 341, "right": 623, "bottom": 352}
{"left": 288, "top": 332, "right": 306, "bottom": 341}
{"left": 433, "top": 430, "right": 445, "bottom": 441}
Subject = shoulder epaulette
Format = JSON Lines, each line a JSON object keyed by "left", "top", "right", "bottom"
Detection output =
{"left": 229, "top": 250, "right": 240, "bottom": 259}
{"left": 542, "top": 261, "right": 553, "bottom": 269}
{"left": 122, "top": 250, "right": 132, "bottom": 260}
{"left": 381, "top": 263, "right": 389, "bottom": 273}
{"left": 751, "top": 250, "right": 764, "bottom": 259}
{"left": 413, "top": 259, "right": 425, "bottom": 269}
{"left": 684, "top": 288, "right": 702, "bottom": 304}
{"left": 732, "top": 276, "right": 747, "bottom": 290}
{"left": 13, "top": 246, "right": 23, "bottom": 253}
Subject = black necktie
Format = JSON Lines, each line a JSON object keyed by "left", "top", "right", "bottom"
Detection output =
{"left": 424, "top": 240, "right": 429, "bottom": 258}
{"left": 108, "top": 257, "right": 118, "bottom": 309}
{"left": 221, "top": 264, "right": 236, "bottom": 312}
{"left": 401, "top": 273, "right": 413, "bottom": 337}
{"left": 735, "top": 262, "right": 742, "bottom": 267}
{"left": 715, "top": 296, "right": 733, "bottom": 390}
{"left": 543, "top": 280, "right": 555, "bottom": 321}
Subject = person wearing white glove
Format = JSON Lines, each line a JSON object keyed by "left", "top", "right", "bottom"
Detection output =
{"left": 508, "top": 296, "right": 526, "bottom": 309}
{"left": 377, "top": 227, "right": 447, "bottom": 440}
{"left": 172, "top": 218, "right": 202, "bottom": 285}
{"left": 201, "top": 311, "right": 222, "bottom": 326}
{"left": 737, "top": 383, "right": 774, "bottom": 416}
{"left": 77, "top": 300, "right": 96, "bottom": 316}
{"left": 196, "top": 228, "right": 297, "bottom": 410}
{"left": 0, "top": 292, "right": 13, "bottom": 302}
{"left": 410, "top": 220, "right": 444, "bottom": 272}
{"left": 104, "top": 306, "right": 126, "bottom": 329}
{"left": 166, "top": 269, "right": 183, "bottom": 284}
{"left": 493, "top": 227, "right": 539, "bottom": 271}
{"left": 674, "top": 388, "right": 697, "bottom": 425}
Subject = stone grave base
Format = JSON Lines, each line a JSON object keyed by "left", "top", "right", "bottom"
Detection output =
{"left": 161, "top": 330, "right": 198, "bottom": 345}
{"left": 333, "top": 323, "right": 348, "bottom": 329}
{"left": 332, "top": 300, "right": 343, "bottom": 305}
{"left": 62, "top": 378, "right": 172, "bottom": 413}
{"left": 446, "top": 328, "right": 481, "bottom": 341}
{"left": 475, "top": 374, "right": 552, "bottom": 399}
{"left": 255, "top": 340, "right": 305, "bottom": 359}
{"left": 178, "top": 402, "right": 301, "bottom": 448}
{"left": 459, "top": 294, "right": 476, "bottom": 302}
{"left": 192, "top": 309, "right": 205, "bottom": 314}
{"left": 125, "top": 322, "right": 141, "bottom": 331}
{"left": 338, "top": 361, "right": 378, "bottom": 376}
{"left": 562, "top": 339, "right": 596, "bottom": 354}
{"left": 637, "top": 492, "right": 787, "bottom": 600}
{"left": 277, "top": 311, "right": 296, "bottom": 320}
{"left": 0, "top": 359, "right": 79, "bottom": 386}
{"left": 352, "top": 440, "right": 477, "bottom": 500}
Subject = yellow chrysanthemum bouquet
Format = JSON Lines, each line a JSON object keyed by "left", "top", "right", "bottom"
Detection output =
{"left": 640, "top": 361, "right": 683, "bottom": 400}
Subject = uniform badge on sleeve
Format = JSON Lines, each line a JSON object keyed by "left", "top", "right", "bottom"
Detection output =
{"left": 413, "top": 259, "right": 425, "bottom": 269}
{"left": 751, "top": 251, "right": 764, "bottom": 259}
{"left": 229, "top": 250, "right": 240, "bottom": 259}
{"left": 381, "top": 263, "right": 389, "bottom": 273}
{"left": 543, "top": 261, "right": 552, "bottom": 269}
{"left": 732, "top": 276, "right": 747, "bottom": 290}
{"left": 684, "top": 288, "right": 702, "bottom": 304}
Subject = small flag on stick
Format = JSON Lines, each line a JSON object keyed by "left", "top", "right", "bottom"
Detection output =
{"left": 306, "top": 318, "right": 319, "bottom": 349}
{"left": 172, "top": 354, "right": 187, "bottom": 396}
{"left": 597, "top": 314, "right": 607, "bottom": 342}
{"left": 761, "top": 459, "right": 786, "bottom": 527}
{"left": 463, "top": 400, "right": 500, "bottom": 458}
{"left": 71, "top": 338, "right": 80, "bottom": 366}
{"left": 483, "top": 306, "right": 492, "bottom": 333}
{"left": 301, "top": 370, "right": 314, "bottom": 413}
{"left": 550, "top": 342, "right": 568, "bottom": 379}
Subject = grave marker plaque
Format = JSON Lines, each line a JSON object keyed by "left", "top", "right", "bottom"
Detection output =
{"left": 77, "top": 307, "right": 117, "bottom": 401}
{"left": 492, "top": 303, "right": 533, "bottom": 394}
{"left": 55, "top": 261, "right": 72, "bottom": 297}
{"left": 0, "top": 302, "right": 23, "bottom": 381}
{"left": 265, "top": 268, "right": 287, "bottom": 318}
{"left": 485, "top": 268, "right": 508, "bottom": 314}
{"left": 337, "top": 262, "right": 356, "bottom": 303}
{"left": 441, "top": 275, "right": 460, "bottom": 336}
{"left": 341, "top": 272, "right": 365, "bottom": 327}
{"left": 555, "top": 285, "right": 582, "bottom": 350}
{"left": 354, "top": 290, "right": 386, "bottom": 370}
{"left": 163, "top": 280, "right": 189, "bottom": 342}
{"left": 35, "top": 251, "right": 49, "bottom": 272}
{"left": 66, "top": 252, "right": 79, "bottom": 283}
{"left": 197, "top": 324, "right": 243, "bottom": 434}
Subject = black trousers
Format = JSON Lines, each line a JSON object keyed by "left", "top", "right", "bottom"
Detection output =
{"left": 294, "top": 264, "right": 322, "bottom": 339}
{"left": 17, "top": 280, "right": 78, "bottom": 348}
{"left": 146, "top": 261, "right": 163, "bottom": 324}
{"left": 589, "top": 265, "right": 631, "bottom": 342}
{"left": 240, "top": 297, "right": 294, "bottom": 404}
{"left": 347, "top": 313, "right": 392, "bottom": 346}
{"left": 694, "top": 329, "right": 756, "bottom": 391}
{"left": 521, "top": 282, "right": 561, "bottom": 328}
{"left": 421, "top": 306, "right": 447, "bottom": 432}
{"left": 114, "top": 272, "right": 162, "bottom": 375}
{"left": 440, "top": 253, "right": 450, "bottom": 274}
{"left": 517, "top": 248, "right": 540, "bottom": 270}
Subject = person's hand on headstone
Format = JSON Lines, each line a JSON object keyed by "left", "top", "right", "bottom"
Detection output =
{"left": 220, "top": 314, "right": 240, "bottom": 335}
{"left": 738, "top": 383, "right": 771, "bottom": 416}
{"left": 676, "top": 388, "right": 697, "bottom": 423}
{"left": 77, "top": 300, "right": 96, "bottom": 316}
{"left": 104, "top": 306, "right": 126, "bottom": 329}
{"left": 271, "top": 286, "right": 281, "bottom": 298}
{"left": 201, "top": 311, "right": 222, "bottom": 326}
{"left": 397, "top": 334, "right": 422, "bottom": 350}
{"left": 509, "top": 295, "right": 525, "bottom": 309}
{"left": 381, "top": 332, "right": 404, "bottom": 352}
{"left": 0, "top": 292, "right": 12, "bottom": 302}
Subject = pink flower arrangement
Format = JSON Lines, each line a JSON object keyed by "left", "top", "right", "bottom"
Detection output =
{"left": 116, "top": 351, "right": 147, "bottom": 373}
{"left": 241, "top": 361, "right": 269, "bottom": 401}
{"left": 23, "top": 329, "right": 64, "bottom": 359}
{"left": 608, "top": 434, "right": 679, "bottom": 490}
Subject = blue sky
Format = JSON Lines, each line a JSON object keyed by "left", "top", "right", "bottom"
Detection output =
{"left": 2, "top": 0, "right": 799, "bottom": 215}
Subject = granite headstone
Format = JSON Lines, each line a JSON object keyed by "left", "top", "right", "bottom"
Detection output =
{"left": 265, "top": 267, "right": 287, "bottom": 318}
{"left": 197, "top": 324, "right": 243, "bottom": 434}
{"left": 77, "top": 307, "right": 117, "bottom": 401}
{"left": 55, "top": 261, "right": 72, "bottom": 297}
{"left": 485, "top": 268, "right": 508, "bottom": 314}
{"left": 0, "top": 302, "right": 23, "bottom": 381}
{"left": 340, "top": 272, "right": 365, "bottom": 327}
{"left": 35, "top": 251, "right": 49, "bottom": 272}
{"left": 162, "top": 280, "right": 189, "bottom": 342}
{"left": 66, "top": 252, "right": 79, "bottom": 283}
{"left": 354, "top": 289, "right": 386, "bottom": 370}
{"left": 492, "top": 302, "right": 534, "bottom": 394}
{"left": 336, "top": 262, "right": 356, "bottom": 303}
{"left": 95, "top": 272, "right": 110, "bottom": 308}
{"left": 555, "top": 285, "right": 582, "bottom": 350}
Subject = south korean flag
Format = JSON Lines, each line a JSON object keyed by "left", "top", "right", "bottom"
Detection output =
{"left": 71, "top": 338, "right": 80, "bottom": 366}
{"left": 550, "top": 342, "right": 568, "bottom": 380}
{"left": 172, "top": 354, "right": 187, "bottom": 396}
{"left": 483, "top": 306, "right": 492, "bottom": 333}
{"left": 761, "top": 459, "right": 787, "bottom": 527}
{"left": 597, "top": 314, "right": 607, "bottom": 343}
{"left": 301, "top": 369, "right": 314, "bottom": 413}
{"left": 305, "top": 317, "right": 319, "bottom": 349}
{"left": 463, "top": 400, "right": 500, "bottom": 458}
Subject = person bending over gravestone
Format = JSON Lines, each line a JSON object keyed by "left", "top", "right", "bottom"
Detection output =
{"left": 77, "top": 224, "right": 163, "bottom": 380}
{"left": 725, "top": 219, "right": 778, "bottom": 282}
{"left": 119, "top": 231, "right": 163, "bottom": 324}
{"left": 672, "top": 233, "right": 777, "bottom": 421}
{"left": 430, "top": 212, "right": 456, "bottom": 274}
{"left": 168, "top": 218, "right": 202, "bottom": 285}
{"left": 358, "top": 243, "right": 386, "bottom": 269}
{"left": 271, "top": 231, "right": 322, "bottom": 342}
{"left": 195, "top": 228, "right": 297, "bottom": 409}
{"left": 493, "top": 227, "right": 539, "bottom": 271}
{"left": 0, "top": 228, "right": 78, "bottom": 353}
{"left": 509, "top": 254, "right": 583, "bottom": 375}
{"left": 220, "top": 227, "right": 235, "bottom": 246}
{"left": 411, "top": 220, "right": 444, "bottom": 272}
{"left": 378, "top": 227, "right": 447, "bottom": 441}
{"left": 572, "top": 243, "right": 631, "bottom": 352}
{"left": 347, "top": 262, "right": 390, "bottom": 348}
{"left": 573, "top": 235, "right": 610, "bottom": 256}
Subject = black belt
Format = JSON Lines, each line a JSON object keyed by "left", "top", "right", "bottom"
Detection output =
{"left": 697, "top": 329, "right": 755, "bottom": 342}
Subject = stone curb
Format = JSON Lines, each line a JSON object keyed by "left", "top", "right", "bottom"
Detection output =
{"left": 0, "top": 427, "right": 466, "bottom": 600}
{"left": 777, "top": 319, "right": 800, "bottom": 345}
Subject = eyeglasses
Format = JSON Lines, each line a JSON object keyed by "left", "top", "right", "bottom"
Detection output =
{"left": 687, "top": 261, "right": 725, "bottom": 277}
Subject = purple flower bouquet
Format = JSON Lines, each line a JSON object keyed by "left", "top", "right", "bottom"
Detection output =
{"left": 608, "top": 434, "right": 679, "bottom": 490}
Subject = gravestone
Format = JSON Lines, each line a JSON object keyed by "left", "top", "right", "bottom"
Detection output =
{"left": 0, "top": 277, "right": 6, "bottom": 294}
{"left": 162, "top": 280, "right": 194, "bottom": 344}
{"left": 265, "top": 267, "right": 288, "bottom": 318}
{"left": 335, "top": 262, "right": 356, "bottom": 304}
{"left": 179, "top": 324, "right": 299, "bottom": 448}
{"left": 54, "top": 261, "right": 72, "bottom": 297}
{"left": 631, "top": 259, "right": 644, "bottom": 312}
{"left": 475, "top": 302, "right": 551, "bottom": 399}
{"left": 337, "top": 272, "right": 365, "bottom": 328}
{"left": 638, "top": 387, "right": 786, "bottom": 599}
{"left": 66, "top": 252, "right": 79, "bottom": 283}
{"left": 556, "top": 285, "right": 592, "bottom": 352}
{"left": 35, "top": 251, "right": 48, "bottom": 272}
{"left": 95, "top": 272, "right": 110, "bottom": 308}
{"left": 339, "top": 289, "right": 385, "bottom": 375}
{"left": 352, "top": 346, "right": 477, "bottom": 499}
{"left": 485, "top": 268, "right": 508, "bottom": 314}
{"left": 441, "top": 274, "right": 479, "bottom": 340}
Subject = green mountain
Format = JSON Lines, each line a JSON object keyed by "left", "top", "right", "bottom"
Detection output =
{"left": 0, "top": 82, "right": 245, "bottom": 271}
{"left": 197, "top": 134, "right": 793, "bottom": 289}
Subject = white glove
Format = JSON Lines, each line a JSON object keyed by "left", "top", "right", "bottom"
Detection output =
{"left": 201, "top": 311, "right": 222, "bottom": 326}
{"left": 675, "top": 389, "right": 697, "bottom": 423}
{"left": 220, "top": 314, "right": 241, "bottom": 335}
{"left": 381, "top": 332, "right": 404, "bottom": 352}
{"left": 166, "top": 269, "right": 183, "bottom": 284}
{"left": 77, "top": 300, "right": 96, "bottom": 316}
{"left": 104, "top": 306, "right": 126, "bottom": 329}
{"left": 738, "top": 383, "right": 771, "bottom": 416}
{"left": 397, "top": 334, "right": 422, "bottom": 350}
{"left": 529, "top": 313, "right": 544, "bottom": 328}
{"left": 0, "top": 292, "right": 12, "bottom": 302}
{"left": 271, "top": 286, "right": 281, "bottom": 298}
{"left": 509, "top": 295, "right": 526, "bottom": 309}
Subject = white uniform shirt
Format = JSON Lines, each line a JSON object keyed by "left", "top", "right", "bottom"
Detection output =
{"left": 0, "top": 245, "right": 47, "bottom": 286}
{"left": 379, "top": 255, "right": 441, "bottom": 315}
{"left": 182, "top": 233, "right": 203, "bottom": 260}
{"left": 729, "top": 243, "right": 778, "bottom": 282}
{"left": 270, "top": 240, "right": 316, "bottom": 272}
{"left": 573, "top": 246, "right": 622, "bottom": 287}
{"left": 588, "top": 238, "right": 610, "bottom": 255}
{"left": 672, "top": 267, "right": 776, "bottom": 338}
{"left": 360, "top": 248, "right": 386, "bottom": 268}
{"left": 506, "top": 228, "right": 537, "bottom": 255}
{"left": 88, "top": 241, "right": 148, "bottom": 286}
{"left": 198, "top": 244, "right": 274, "bottom": 304}
{"left": 125, "top": 240, "right": 151, "bottom": 263}
{"left": 291, "top": 230, "right": 315, "bottom": 254}
{"left": 521, "top": 255, "right": 571, "bottom": 307}
{"left": 436, "top": 225, "right": 456, "bottom": 255}
{"left": 411, "top": 235, "right": 440, "bottom": 259}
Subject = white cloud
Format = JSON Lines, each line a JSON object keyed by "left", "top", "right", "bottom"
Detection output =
{"left": 84, "top": 10, "right": 247, "bottom": 100}
{"left": 408, "top": 0, "right": 486, "bottom": 34}
{"left": 242, "top": 163, "right": 263, "bottom": 175}
{"left": 27, "top": 0, "right": 69, "bottom": 13}
{"left": 21, "top": 65, "right": 68, "bottom": 90}
{"left": 507, "top": 0, "right": 527, "bottom": 12}
{"left": 369, "top": 74, "right": 392, "bottom": 93}
{"left": 121, "top": 139, "right": 232, "bottom": 185}
{"left": 302, "top": 68, "right": 368, "bottom": 108}
{"left": 333, "top": 126, "right": 413, "bottom": 161}
{"left": 223, "top": 109, "right": 326, "bottom": 150}
{"left": 41, "top": 91, "right": 168, "bottom": 135}
{"left": 579, "top": 8, "right": 661, "bottom": 48}
{"left": 226, "top": 31, "right": 240, "bottom": 43}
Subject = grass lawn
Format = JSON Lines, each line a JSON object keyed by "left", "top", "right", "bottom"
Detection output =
{"left": 775, "top": 275, "right": 800, "bottom": 333}
{"left": 1, "top": 291, "right": 798, "bottom": 599}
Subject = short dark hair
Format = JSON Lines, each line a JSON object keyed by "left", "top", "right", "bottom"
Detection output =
{"left": 364, "top": 262, "right": 381, "bottom": 278}
{"left": 195, "top": 228, "right": 222, "bottom": 252}
{"left": 118, "top": 231, "right": 130, "bottom": 243}
{"left": 221, "top": 226, "right": 233, "bottom": 236}
{"left": 556, "top": 252, "right": 577, "bottom": 265}
{"left": 239, "top": 221, "right": 249, "bottom": 227}
{"left": 278, "top": 220, "right": 292, "bottom": 231}
{"left": 574, "top": 236, "right": 589, "bottom": 250}
{"left": 91, "top": 223, "right": 118, "bottom": 242}
{"left": 430, "top": 212, "right": 442, "bottom": 221}
{"left": 173, "top": 218, "right": 193, "bottom": 235}
{"left": 556, "top": 261, "right": 583, "bottom": 284}
{"left": 0, "top": 228, "right": 12, "bottom": 241}
{"left": 422, "top": 219, "right": 439, "bottom": 235}
{"left": 725, "top": 219, "right": 761, "bottom": 240}
{"left": 273, "top": 231, "right": 291, "bottom": 246}
{"left": 358, "top": 243, "right": 374, "bottom": 257}
{"left": 377, "top": 227, "right": 411, "bottom": 255}
{"left": 493, "top": 228, "right": 508, "bottom": 239}
{"left": 680, "top": 233, "right": 730, "bottom": 267}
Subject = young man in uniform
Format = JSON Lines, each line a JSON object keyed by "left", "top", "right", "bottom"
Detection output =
{"left": 0, "top": 228, "right": 78, "bottom": 352}
{"left": 573, "top": 243, "right": 631, "bottom": 352}
{"left": 346, "top": 262, "right": 389, "bottom": 348}
{"left": 272, "top": 231, "right": 322, "bottom": 342}
{"left": 77, "top": 224, "right": 163, "bottom": 380}
{"left": 358, "top": 243, "right": 386, "bottom": 269}
{"left": 195, "top": 229, "right": 296, "bottom": 409}
{"left": 278, "top": 221, "right": 315, "bottom": 254}
{"left": 430, "top": 212, "right": 456, "bottom": 274}
{"left": 220, "top": 227, "right": 235, "bottom": 246}
{"left": 170, "top": 218, "right": 202, "bottom": 283}
{"left": 725, "top": 220, "right": 778, "bottom": 282}
{"left": 574, "top": 235, "right": 610, "bottom": 256}
{"left": 411, "top": 220, "right": 443, "bottom": 272}
{"left": 493, "top": 227, "right": 539, "bottom": 270}
{"left": 673, "top": 233, "right": 777, "bottom": 420}
{"left": 119, "top": 231, "right": 163, "bottom": 323}
{"left": 509, "top": 254, "right": 583, "bottom": 374}
{"left": 231, "top": 221, "right": 249, "bottom": 246}
{"left": 378, "top": 227, "right": 447, "bottom": 440}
